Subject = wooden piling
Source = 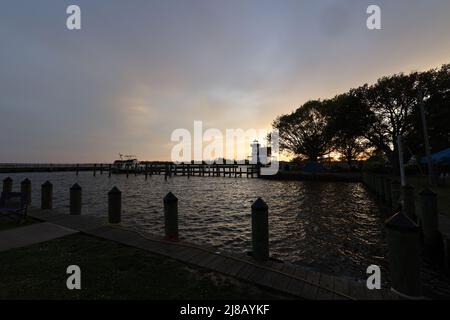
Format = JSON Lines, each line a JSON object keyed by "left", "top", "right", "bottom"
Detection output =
{"left": 385, "top": 211, "right": 422, "bottom": 299}
{"left": 419, "top": 188, "right": 440, "bottom": 246}
{"left": 108, "top": 187, "right": 122, "bottom": 224}
{"left": 20, "top": 178, "right": 32, "bottom": 204}
{"left": 384, "top": 177, "right": 392, "bottom": 205}
{"left": 164, "top": 192, "right": 179, "bottom": 241}
{"left": 402, "top": 185, "right": 416, "bottom": 221}
{"left": 391, "top": 180, "right": 401, "bottom": 209}
{"left": 41, "top": 181, "right": 53, "bottom": 210}
{"left": 251, "top": 198, "right": 269, "bottom": 261}
{"left": 70, "top": 183, "right": 82, "bottom": 215}
{"left": 2, "top": 177, "right": 13, "bottom": 193}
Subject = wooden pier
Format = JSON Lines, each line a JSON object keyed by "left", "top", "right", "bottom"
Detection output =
{"left": 25, "top": 206, "right": 398, "bottom": 300}
{"left": 0, "top": 162, "right": 262, "bottom": 178}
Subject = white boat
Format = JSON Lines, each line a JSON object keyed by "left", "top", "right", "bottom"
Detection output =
{"left": 112, "top": 154, "right": 141, "bottom": 173}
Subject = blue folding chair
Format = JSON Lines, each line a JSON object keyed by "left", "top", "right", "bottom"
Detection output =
{"left": 0, "top": 192, "right": 28, "bottom": 223}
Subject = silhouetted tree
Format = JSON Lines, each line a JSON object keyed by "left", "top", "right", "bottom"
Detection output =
{"left": 405, "top": 65, "right": 450, "bottom": 158}
{"left": 353, "top": 72, "right": 422, "bottom": 175}
{"left": 273, "top": 101, "right": 332, "bottom": 161}
{"left": 324, "top": 94, "right": 373, "bottom": 167}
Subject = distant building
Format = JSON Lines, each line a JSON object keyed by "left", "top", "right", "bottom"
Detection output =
{"left": 250, "top": 140, "right": 271, "bottom": 164}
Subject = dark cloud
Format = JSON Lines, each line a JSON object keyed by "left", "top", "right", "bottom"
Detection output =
{"left": 1, "top": 0, "right": 449, "bottom": 162}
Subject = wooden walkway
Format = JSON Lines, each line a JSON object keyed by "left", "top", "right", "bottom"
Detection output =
{"left": 0, "top": 222, "right": 77, "bottom": 252}
{"left": 25, "top": 207, "right": 399, "bottom": 300}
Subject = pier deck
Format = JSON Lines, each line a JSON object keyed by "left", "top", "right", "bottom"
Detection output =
{"left": 0, "top": 163, "right": 262, "bottom": 178}
{"left": 25, "top": 207, "right": 398, "bottom": 300}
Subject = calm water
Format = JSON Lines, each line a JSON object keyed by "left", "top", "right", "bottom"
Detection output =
{"left": 1, "top": 171, "right": 388, "bottom": 281}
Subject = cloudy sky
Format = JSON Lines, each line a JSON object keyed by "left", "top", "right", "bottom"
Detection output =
{"left": 1, "top": 0, "right": 450, "bottom": 162}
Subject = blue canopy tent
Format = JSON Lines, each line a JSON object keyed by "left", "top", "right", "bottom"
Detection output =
{"left": 421, "top": 148, "right": 450, "bottom": 165}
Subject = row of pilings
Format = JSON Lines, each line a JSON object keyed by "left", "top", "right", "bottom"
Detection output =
{"left": 2, "top": 177, "right": 271, "bottom": 262}
{"left": 362, "top": 172, "right": 446, "bottom": 299}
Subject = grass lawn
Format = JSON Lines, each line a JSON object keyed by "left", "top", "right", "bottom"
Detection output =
{"left": 0, "top": 233, "right": 291, "bottom": 300}
{"left": 0, "top": 215, "right": 39, "bottom": 231}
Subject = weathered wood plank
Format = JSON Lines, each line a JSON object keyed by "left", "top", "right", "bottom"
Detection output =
{"left": 316, "top": 274, "right": 336, "bottom": 300}
{"left": 333, "top": 276, "right": 351, "bottom": 300}
{"left": 349, "top": 281, "right": 369, "bottom": 300}
{"left": 302, "top": 271, "right": 321, "bottom": 300}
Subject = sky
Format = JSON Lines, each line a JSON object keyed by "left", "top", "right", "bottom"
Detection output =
{"left": 1, "top": 0, "right": 450, "bottom": 163}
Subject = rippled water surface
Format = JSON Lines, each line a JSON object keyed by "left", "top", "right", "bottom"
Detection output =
{"left": 1, "top": 172, "right": 389, "bottom": 281}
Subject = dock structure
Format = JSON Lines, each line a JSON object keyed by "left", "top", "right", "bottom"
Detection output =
{"left": 2, "top": 177, "right": 403, "bottom": 300}
{"left": 0, "top": 162, "right": 262, "bottom": 178}
{"left": 26, "top": 207, "right": 397, "bottom": 300}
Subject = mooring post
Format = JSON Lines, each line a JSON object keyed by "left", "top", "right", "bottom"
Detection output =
{"left": 444, "top": 238, "right": 450, "bottom": 272}
{"left": 76, "top": 164, "right": 79, "bottom": 176}
{"left": 70, "top": 183, "right": 82, "bottom": 215}
{"left": 100, "top": 164, "right": 103, "bottom": 175}
{"left": 108, "top": 164, "right": 112, "bottom": 177}
{"left": 41, "top": 181, "right": 53, "bottom": 210}
{"left": 2, "top": 177, "right": 13, "bottom": 193}
{"left": 419, "top": 188, "right": 440, "bottom": 246}
{"left": 164, "top": 192, "right": 179, "bottom": 241}
{"left": 108, "top": 186, "right": 122, "bottom": 224}
{"left": 251, "top": 198, "right": 269, "bottom": 261}
{"left": 20, "top": 178, "right": 32, "bottom": 204}
{"left": 145, "top": 164, "right": 148, "bottom": 180}
{"left": 385, "top": 211, "right": 422, "bottom": 299}
{"left": 378, "top": 176, "right": 386, "bottom": 201}
{"left": 384, "top": 177, "right": 392, "bottom": 205}
{"left": 402, "top": 184, "right": 416, "bottom": 221}
{"left": 93, "top": 164, "right": 96, "bottom": 177}
{"left": 391, "top": 180, "right": 401, "bottom": 209}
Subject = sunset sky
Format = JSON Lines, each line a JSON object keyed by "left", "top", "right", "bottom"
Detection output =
{"left": 1, "top": 0, "right": 450, "bottom": 162}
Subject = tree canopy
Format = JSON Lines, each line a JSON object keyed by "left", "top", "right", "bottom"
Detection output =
{"left": 273, "top": 63, "right": 450, "bottom": 174}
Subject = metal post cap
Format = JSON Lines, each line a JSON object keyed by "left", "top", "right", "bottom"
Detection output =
{"left": 42, "top": 181, "right": 52, "bottom": 187}
{"left": 3, "top": 177, "right": 12, "bottom": 182}
{"left": 385, "top": 211, "right": 419, "bottom": 233}
{"left": 164, "top": 192, "right": 178, "bottom": 203}
{"left": 252, "top": 197, "right": 268, "bottom": 210}
{"left": 21, "top": 178, "right": 31, "bottom": 184}
{"left": 419, "top": 187, "right": 436, "bottom": 196}
{"left": 71, "top": 183, "right": 82, "bottom": 190}
{"left": 108, "top": 186, "right": 121, "bottom": 195}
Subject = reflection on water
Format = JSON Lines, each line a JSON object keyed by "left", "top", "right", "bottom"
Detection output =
{"left": 1, "top": 172, "right": 389, "bottom": 281}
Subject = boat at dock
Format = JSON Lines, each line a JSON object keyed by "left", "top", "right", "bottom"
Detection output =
{"left": 111, "top": 154, "right": 143, "bottom": 174}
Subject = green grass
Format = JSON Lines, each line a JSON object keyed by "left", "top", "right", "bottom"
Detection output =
{"left": 0, "top": 215, "right": 38, "bottom": 231}
{"left": 0, "top": 233, "right": 290, "bottom": 300}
